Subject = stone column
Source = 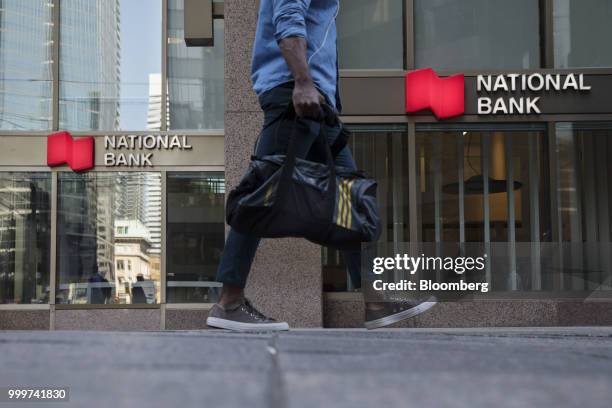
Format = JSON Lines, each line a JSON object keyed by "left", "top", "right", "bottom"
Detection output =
{"left": 224, "top": 0, "right": 322, "bottom": 327}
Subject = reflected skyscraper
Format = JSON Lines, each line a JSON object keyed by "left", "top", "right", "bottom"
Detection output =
{"left": 59, "top": 0, "right": 121, "bottom": 130}
{"left": 0, "top": 174, "right": 51, "bottom": 304}
{"left": 147, "top": 73, "right": 163, "bottom": 131}
{"left": 167, "top": 0, "right": 224, "bottom": 129}
{"left": 115, "top": 173, "right": 161, "bottom": 255}
{"left": 56, "top": 173, "right": 116, "bottom": 304}
{"left": 0, "top": 1, "right": 54, "bottom": 130}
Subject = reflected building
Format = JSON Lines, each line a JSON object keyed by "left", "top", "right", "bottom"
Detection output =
{"left": 145, "top": 74, "right": 164, "bottom": 261}
{"left": 59, "top": 0, "right": 121, "bottom": 130}
{"left": 147, "top": 73, "right": 163, "bottom": 131}
{"left": 116, "top": 174, "right": 146, "bottom": 224}
{"left": 144, "top": 175, "right": 162, "bottom": 256}
{"left": 0, "top": 1, "right": 53, "bottom": 130}
{"left": 116, "top": 173, "right": 162, "bottom": 255}
{"left": 56, "top": 173, "right": 161, "bottom": 304}
{"left": 0, "top": 174, "right": 51, "bottom": 304}
{"left": 114, "top": 219, "right": 153, "bottom": 303}
{"left": 56, "top": 174, "right": 116, "bottom": 304}
{"left": 167, "top": 0, "right": 224, "bottom": 129}
{"left": 115, "top": 172, "right": 162, "bottom": 288}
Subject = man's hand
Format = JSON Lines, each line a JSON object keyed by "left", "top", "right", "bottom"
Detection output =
{"left": 278, "top": 37, "right": 325, "bottom": 120}
{"left": 293, "top": 80, "right": 325, "bottom": 119}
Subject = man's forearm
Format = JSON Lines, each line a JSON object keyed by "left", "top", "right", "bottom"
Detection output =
{"left": 278, "top": 37, "right": 312, "bottom": 86}
{"left": 278, "top": 37, "right": 324, "bottom": 118}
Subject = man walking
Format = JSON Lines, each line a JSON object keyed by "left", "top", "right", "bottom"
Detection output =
{"left": 206, "top": 0, "right": 436, "bottom": 331}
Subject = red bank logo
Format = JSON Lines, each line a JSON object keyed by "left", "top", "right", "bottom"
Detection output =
{"left": 405, "top": 68, "right": 465, "bottom": 119}
{"left": 47, "top": 131, "right": 94, "bottom": 172}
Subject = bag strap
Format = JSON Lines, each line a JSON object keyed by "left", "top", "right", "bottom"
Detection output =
{"left": 276, "top": 105, "right": 337, "bottom": 218}
{"left": 312, "top": 103, "right": 349, "bottom": 158}
{"left": 255, "top": 103, "right": 348, "bottom": 158}
{"left": 330, "top": 123, "right": 350, "bottom": 157}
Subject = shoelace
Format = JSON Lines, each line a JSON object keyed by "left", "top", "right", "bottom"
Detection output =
{"left": 242, "top": 298, "right": 269, "bottom": 321}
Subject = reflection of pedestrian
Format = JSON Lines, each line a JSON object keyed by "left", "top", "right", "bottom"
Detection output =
{"left": 131, "top": 274, "right": 147, "bottom": 304}
{"left": 89, "top": 267, "right": 111, "bottom": 304}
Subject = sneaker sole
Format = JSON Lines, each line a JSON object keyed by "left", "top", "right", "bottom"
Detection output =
{"left": 206, "top": 316, "right": 290, "bottom": 332}
{"left": 364, "top": 297, "right": 437, "bottom": 330}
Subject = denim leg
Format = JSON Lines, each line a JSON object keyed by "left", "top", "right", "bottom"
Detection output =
{"left": 344, "top": 249, "right": 362, "bottom": 289}
{"left": 330, "top": 145, "right": 356, "bottom": 169}
{"left": 215, "top": 134, "right": 316, "bottom": 288}
{"left": 215, "top": 85, "right": 323, "bottom": 288}
{"left": 215, "top": 229, "right": 261, "bottom": 288}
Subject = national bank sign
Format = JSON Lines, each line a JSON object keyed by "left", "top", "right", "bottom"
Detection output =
{"left": 476, "top": 72, "right": 591, "bottom": 114}
{"left": 103, "top": 134, "right": 192, "bottom": 166}
{"left": 405, "top": 68, "right": 593, "bottom": 119}
{"left": 47, "top": 132, "right": 193, "bottom": 171}
{"left": 47, "top": 131, "right": 94, "bottom": 171}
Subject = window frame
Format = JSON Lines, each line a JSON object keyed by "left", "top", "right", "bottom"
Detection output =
{"left": 0, "top": 1, "right": 226, "bottom": 309}
{"left": 339, "top": 0, "right": 565, "bottom": 77}
{"left": 0, "top": 0, "right": 225, "bottom": 134}
{"left": 333, "top": 0, "right": 612, "bottom": 294}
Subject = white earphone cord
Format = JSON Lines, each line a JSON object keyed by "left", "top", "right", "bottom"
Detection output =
{"left": 307, "top": 0, "right": 340, "bottom": 65}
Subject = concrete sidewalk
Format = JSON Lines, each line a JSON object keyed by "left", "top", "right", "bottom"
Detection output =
{"left": 0, "top": 328, "right": 611, "bottom": 408}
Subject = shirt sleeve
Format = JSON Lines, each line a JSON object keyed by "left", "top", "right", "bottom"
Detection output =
{"left": 272, "top": 0, "right": 312, "bottom": 42}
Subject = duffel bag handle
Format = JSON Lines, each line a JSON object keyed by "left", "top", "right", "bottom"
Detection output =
{"left": 282, "top": 101, "right": 339, "bottom": 126}
{"left": 253, "top": 102, "right": 343, "bottom": 155}
{"left": 276, "top": 102, "right": 341, "bottom": 157}
{"left": 276, "top": 104, "right": 338, "bottom": 221}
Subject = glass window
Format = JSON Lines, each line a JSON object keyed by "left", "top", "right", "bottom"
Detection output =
{"left": 416, "top": 125, "right": 551, "bottom": 246}
{"left": 414, "top": 0, "right": 540, "bottom": 70}
{"left": 324, "top": 122, "right": 612, "bottom": 294}
{"left": 555, "top": 123, "right": 612, "bottom": 243}
{"left": 168, "top": 0, "right": 224, "bottom": 130}
{"left": 554, "top": 0, "right": 612, "bottom": 68}
{"left": 59, "top": 0, "right": 162, "bottom": 131}
{"left": 337, "top": 0, "right": 404, "bottom": 69}
{"left": 166, "top": 172, "right": 225, "bottom": 303}
{"left": 56, "top": 172, "right": 162, "bottom": 304}
{"left": 0, "top": 1, "right": 53, "bottom": 130}
{"left": 323, "top": 124, "right": 409, "bottom": 292}
{"left": 416, "top": 124, "right": 552, "bottom": 291}
{"left": 554, "top": 123, "right": 612, "bottom": 290}
{"left": 0, "top": 173, "right": 51, "bottom": 304}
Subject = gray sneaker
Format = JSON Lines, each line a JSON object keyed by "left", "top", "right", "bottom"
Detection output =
{"left": 206, "top": 298, "right": 289, "bottom": 331}
{"left": 364, "top": 296, "right": 437, "bottom": 330}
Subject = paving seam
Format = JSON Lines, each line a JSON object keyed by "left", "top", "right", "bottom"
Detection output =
{"left": 266, "top": 334, "right": 289, "bottom": 408}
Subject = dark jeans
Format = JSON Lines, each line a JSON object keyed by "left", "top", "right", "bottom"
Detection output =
{"left": 216, "top": 84, "right": 362, "bottom": 289}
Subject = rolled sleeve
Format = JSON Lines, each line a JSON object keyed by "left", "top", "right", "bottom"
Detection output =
{"left": 272, "top": 0, "right": 311, "bottom": 42}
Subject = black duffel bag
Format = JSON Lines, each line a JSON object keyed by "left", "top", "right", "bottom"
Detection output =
{"left": 225, "top": 109, "right": 381, "bottom": 250}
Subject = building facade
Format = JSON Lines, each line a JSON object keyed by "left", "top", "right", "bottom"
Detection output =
{"left": 1, "top": 0, "right": 611, "bottom": 330}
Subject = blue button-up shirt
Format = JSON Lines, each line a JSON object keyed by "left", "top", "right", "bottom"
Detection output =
{"left": 251, "top": 0, "right": 341, "bottom": 109}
